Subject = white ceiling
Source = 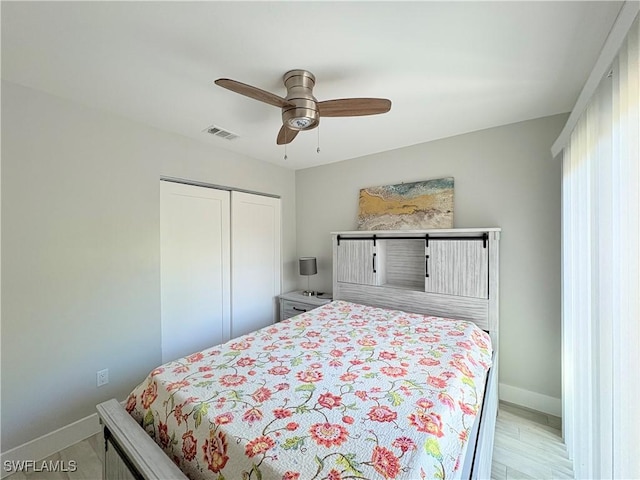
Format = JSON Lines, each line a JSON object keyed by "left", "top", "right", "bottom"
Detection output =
{"left": 1, "top": 1, "right": 623, "bottom": 170}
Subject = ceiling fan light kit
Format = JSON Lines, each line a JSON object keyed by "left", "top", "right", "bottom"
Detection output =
{"left": 282, "top": 70, "right": 319, "bottom": 131}
{"left": 214, "top": 69, "right": 391, "bottom": 146}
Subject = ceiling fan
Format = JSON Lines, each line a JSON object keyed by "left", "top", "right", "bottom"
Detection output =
{"left": 214, "top": 70, "right": 391, "bottom": 145}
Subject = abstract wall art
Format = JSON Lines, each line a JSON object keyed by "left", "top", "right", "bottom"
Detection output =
{"left": 357, "top": 177, "right": 454, "bottom": 230}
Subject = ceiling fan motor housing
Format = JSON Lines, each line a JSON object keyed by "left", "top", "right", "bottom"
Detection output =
{"left": 282, "top": 69, "right": 319, "bottom": 131}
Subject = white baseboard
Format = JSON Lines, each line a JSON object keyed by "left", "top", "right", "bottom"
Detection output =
{"left": 499, "top": 382, "right": 562, "bottom": 417}
{"left": 0, "top": 413, "right": 101, "bottom": 479}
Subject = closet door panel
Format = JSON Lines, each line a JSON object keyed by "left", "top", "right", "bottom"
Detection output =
{"left": 425, "top": 240, "right": 488, "bottom": 298}
{"left": 231, "top": 192, "right": 281, "bottom": 338}
{"left": 160, "top": 182, "right": 231, "bottom": 363}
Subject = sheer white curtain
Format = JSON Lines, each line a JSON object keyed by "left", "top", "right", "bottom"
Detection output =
{"left": 561, "top": 14, "right": 639, "bottom": 480}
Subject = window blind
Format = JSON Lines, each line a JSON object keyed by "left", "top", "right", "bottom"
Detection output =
{"left": 561, "top": 13, "right": 639, "bottom": 479}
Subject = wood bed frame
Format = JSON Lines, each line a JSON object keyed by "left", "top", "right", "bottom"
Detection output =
{"left": 97, "top": 228, "right": 500, "bottom": 480}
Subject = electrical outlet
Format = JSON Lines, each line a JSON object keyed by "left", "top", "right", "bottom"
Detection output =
{"left": 97, "top": 369, "right": 109, "bottom": 387}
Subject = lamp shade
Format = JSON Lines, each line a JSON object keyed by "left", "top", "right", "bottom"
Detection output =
{"left": 299, "top": 257, "right": 317, "bottom": 276}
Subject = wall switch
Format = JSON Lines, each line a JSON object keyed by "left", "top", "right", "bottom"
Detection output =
{"left": 97, "top": 368, "right": 109, "bottom": 387}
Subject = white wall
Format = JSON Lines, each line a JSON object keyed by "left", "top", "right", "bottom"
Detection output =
{"left": 295, "top": 114, "right": 565, "bottom": 406}
{"left": 0, "top": 81, "right": 297, "bottom": 451}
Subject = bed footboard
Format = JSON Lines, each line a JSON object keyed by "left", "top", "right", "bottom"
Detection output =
{"left": 96, "top": 399, "right": 187, "bottom": 480}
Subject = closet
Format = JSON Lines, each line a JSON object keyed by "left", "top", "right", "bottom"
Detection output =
{"left": 160, "top": 181, "right": 281, "bottom": 363}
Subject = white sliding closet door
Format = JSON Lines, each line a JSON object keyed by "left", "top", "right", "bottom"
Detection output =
{"left": 231, "top": 191, "right": 281, "bottom": 338}
{"left": 160, "top": 181, "right": 231, "bottom": 363}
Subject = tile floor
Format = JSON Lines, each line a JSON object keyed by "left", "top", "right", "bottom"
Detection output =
{"left": 492, "top": 403, "right": 574, "bottom": 479}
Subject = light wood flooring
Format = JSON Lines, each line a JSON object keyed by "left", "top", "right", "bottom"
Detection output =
{"left": 5, "top": 402, "right": 573, "bottom": 479}
{"left": 492, "top": 403, "right": 574, "bottom": 479}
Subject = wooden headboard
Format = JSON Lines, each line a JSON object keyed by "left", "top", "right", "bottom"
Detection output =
{"left": 331, "top": 228, "right": 500, "bottom": 346}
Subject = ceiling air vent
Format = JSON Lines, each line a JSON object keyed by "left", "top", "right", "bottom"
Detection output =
{"left": 205, "top": 125, "right": 239, "bottom": 140}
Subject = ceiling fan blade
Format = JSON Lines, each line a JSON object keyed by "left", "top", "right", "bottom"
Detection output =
{"left": 317, "top": 98, "right": 392, "bottom": 117}
{"left": 277, "top": 125, "right": 299, "bottom": 145}
{"left": 215, "top": 78, "right": 293, "bottom": 109}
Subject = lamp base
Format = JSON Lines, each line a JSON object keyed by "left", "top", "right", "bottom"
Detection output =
{"left": 302, "top": 290, "right": 316, "bottom": 296}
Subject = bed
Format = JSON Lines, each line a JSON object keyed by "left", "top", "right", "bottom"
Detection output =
{"left": 97, "top": 228, "right": 500, "bottom": 480}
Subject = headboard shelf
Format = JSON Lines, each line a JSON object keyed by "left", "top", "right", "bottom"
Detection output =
{"left": 332, "top": 228, "right": 501, "bottom": 235}
{"left": 332, "top": 228, "right": 500, "bottom": 345}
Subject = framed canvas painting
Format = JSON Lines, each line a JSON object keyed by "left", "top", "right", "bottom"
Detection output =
{"left": 357, "top": 177, "right": 454, "bottom": 230}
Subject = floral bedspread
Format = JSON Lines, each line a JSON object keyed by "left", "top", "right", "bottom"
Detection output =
{"left": 127, "top": 300, "right": 492, "bottom": 480}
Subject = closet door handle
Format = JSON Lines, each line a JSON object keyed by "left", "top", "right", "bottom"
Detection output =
{"left": 292, "top": 307, "right": 307, "bottom": 312}
{"left": 425, "top": 255, "right": 430, "bottom": 278}
{"left": 373, "top": 253, "right": 377, "bottom": 273}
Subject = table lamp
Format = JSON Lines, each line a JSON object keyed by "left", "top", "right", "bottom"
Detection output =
{"left": 299, "top": 257, "right": 317, "bottom": 296}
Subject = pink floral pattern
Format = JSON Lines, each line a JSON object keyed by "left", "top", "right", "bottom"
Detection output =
{"left": 128, "top": 301, "right": 492, "bottom": 479}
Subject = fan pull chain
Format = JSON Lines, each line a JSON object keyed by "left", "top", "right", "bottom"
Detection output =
{"left": 284, "top": 129, "right": 288, "bottom": 160}
{"left": 317, "top": 125, "right": 321, "bottom": 154}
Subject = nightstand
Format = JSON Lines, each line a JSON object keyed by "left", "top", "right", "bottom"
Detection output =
{"left": 278, "top": 291, "right": 333, "bottom": 321}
